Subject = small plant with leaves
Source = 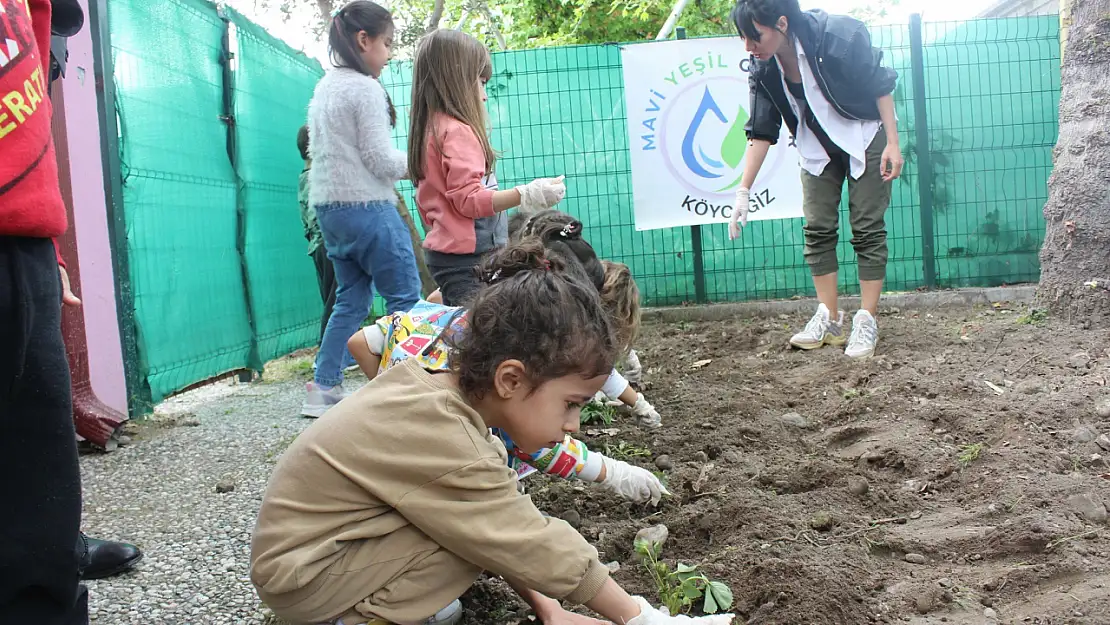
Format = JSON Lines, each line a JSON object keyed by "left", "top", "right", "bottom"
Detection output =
{"left": 580, "top": 399, "right": 617, "bottom": 426}
{"left": 957, "top": 442, "right": 984, "bottom": 467}
{"left": 1017, "top": 308, "right": 1049, "bottom": 325}
{"left": 602, "top": 441, "right": 652, "bottom": 461}
{"left": 634, "top": 537, "right": 733, "bottom": 615}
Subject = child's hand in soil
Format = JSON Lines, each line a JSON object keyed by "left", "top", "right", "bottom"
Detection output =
{"left": 531, "top": 592, "right": 613, "bottom": 624}
{"left": 628, "top": 596, "right": 734, "bottom": 624}
{"left": 600, "top": 457, "right": 668, "bottom": 505}
{"left": 541, "top": 608, "right": 614, "bottom": 625}
{"left": 631, "top": 393, "right": 661, "bottom": 428}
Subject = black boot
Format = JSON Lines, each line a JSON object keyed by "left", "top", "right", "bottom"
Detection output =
{"left": 77, "top": 533, "right": 143, "bottom": 580}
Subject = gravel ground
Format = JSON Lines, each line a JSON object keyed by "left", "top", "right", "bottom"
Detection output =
{"left": 79, "top": 354, "right": 331, "bottom": 625}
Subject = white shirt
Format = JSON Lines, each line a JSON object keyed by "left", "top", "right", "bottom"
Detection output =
{"left": 307, "top": 68, "right": 408, "bottom": 206}
{"left": 779, "top": 38, "right": 881, "bottom": 179}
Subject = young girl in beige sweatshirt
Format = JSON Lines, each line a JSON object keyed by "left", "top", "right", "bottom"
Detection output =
{"left": 250, "top": 240, "right": 733, "bottom": 625}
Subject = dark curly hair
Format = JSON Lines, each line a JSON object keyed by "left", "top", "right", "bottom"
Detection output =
{"left": 510, "top": 209, "right": 604, "bottom": 291}
{"left": 449, "top": 237, "right": 618, "bottom": 400}
{"left": 297, "top": 125, "right": 310, "bottom": 161}
{"left": 731, "top": 0, "right": 803, "bottom": 41}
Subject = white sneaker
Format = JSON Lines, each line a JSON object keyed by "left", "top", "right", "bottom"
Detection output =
{"left": 424, "top": 599, "right": 462, "bottom": 625}
{"left": 301, "top": 382, "right": 346, "bottom": 418}
{"left": 789, "top": 304, "right": 846, "bottom": 350}
{"left": 845, "top": 310, "right": 879, "bottom": 359}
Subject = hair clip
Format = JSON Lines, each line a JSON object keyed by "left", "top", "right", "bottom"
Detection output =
{"left": 331, "top": 6, "right": 343, "bottom": 17}
{"left": 542, "top": 259, "right": 552, "bottom": 270}
{"left": 489, "top": 268, "right": 503, "bottom": 283}
{"left": 559, "top": 223, "right": 574, "bottom": 238}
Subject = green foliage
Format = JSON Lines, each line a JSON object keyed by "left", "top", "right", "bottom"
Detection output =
{"left": 957, "top": 442, "right": 984, "bottom": 467}
{"left": 1017, "top": 308, "right": 1049, "bottom": 325}
{"left": 580, "top": 399, "right": 617, "bottom": 425}
{"left": 634, "top": 537, "right": 734, "bottom": 615}
{"left": 495, "top": 0, "right": 736, "bottom": 49}
{"left": 602, "top": 441, "right": 652, "bottom": 460}
{"left": 246, "top": 0, "right": 739, "bottom": 52}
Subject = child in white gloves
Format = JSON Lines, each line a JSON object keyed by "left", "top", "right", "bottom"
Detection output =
{"left": 253, "top": 240, "right": 733, "bottom": 625}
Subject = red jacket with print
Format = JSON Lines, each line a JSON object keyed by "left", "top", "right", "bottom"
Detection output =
{"left": 0, "top": 0, "right": 65, "bottom": 263}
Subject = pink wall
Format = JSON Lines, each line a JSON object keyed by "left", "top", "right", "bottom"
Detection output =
{"left": 61, "top": 0, "right": 129, "bottom": 415}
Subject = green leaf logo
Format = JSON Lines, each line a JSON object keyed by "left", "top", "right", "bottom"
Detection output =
{"left": 720, "top": 104, "right": 749, "bottom": 169}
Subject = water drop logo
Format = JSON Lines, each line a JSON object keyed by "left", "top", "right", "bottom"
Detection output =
{"left": 680, "top": 87, "right": 750, "bottom": 193}
{"left": 659, "top": 76, "right": 751, "bottom": 198}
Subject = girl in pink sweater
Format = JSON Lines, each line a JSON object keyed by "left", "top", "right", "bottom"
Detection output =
{"left": 407, "top": 29, "right": 566, "bottom": 306}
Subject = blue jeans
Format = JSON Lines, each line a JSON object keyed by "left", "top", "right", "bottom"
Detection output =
{"left": 314, "top": 201, "right": 421, "bottom": 387}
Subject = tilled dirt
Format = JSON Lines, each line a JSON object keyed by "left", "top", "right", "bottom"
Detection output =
{"left": 465, "top": 303, "right": 1110, "bottom": 625}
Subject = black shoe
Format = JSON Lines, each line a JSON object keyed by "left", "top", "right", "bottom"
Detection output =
{"left": 77, "top": 533, "right": 143, "bottom": 580}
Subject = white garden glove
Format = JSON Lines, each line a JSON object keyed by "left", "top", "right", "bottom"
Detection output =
{"left": 600, "top": 456, "right": 668, "bottom": 505}
{"left": 622, "top": 349, "right": 643, "bottom": 385}
{"left": 632, "top": 393, "right": 661, "bottom": 428}
{"left": 516, "top": 175, "right": 566, "bottom": 211}
{"left": 627, "top": 596, "right": 735, "bottom": 624}
{"left": 728, "top": 187, "right": 750, "bottom": 241}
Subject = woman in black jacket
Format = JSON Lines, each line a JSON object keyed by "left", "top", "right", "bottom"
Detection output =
{"left": 727, "top": 0, "right": 902, "bottom": 359}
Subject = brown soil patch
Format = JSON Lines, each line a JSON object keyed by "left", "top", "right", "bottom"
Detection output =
{"left": 464, "top": 303, "right": 1110, "bottom": 624}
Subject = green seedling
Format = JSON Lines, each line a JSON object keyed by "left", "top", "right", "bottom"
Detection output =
{"left": 603, "top": 441, "right": 652, "bottom": 461}
{"left": 958, "top": 442, "right": 984, "bottom": 467}
{"left": 1016, "top": 308, "right": 1049, "bottom": 325}
{"left": 633, "top": 538, "right": 733, "bottom": 615}
{"left": 580, "top": 400, "right": 617, "bottom": 426}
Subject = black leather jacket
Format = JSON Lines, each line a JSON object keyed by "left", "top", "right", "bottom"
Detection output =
{"left": 745, "top": 10, "right": 898, "bottom": 145}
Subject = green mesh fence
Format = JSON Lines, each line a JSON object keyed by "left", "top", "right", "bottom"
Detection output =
{"left": 110, "top": 0, "right": 252, "bottom": 401}
{"left": 109, "top": 0, "right": 324, "bottom": 401}
{"left": 106, "top": 4, "right": 1060, "bottom": 404}
{"left": 226, "top": 8, "right": 325, "bottom": 364}
{"left": 922, "top": 18, "right": 1059, "bottom": 288}
{"left": 381, "top": 14, "right": 1060, "bottom": 306}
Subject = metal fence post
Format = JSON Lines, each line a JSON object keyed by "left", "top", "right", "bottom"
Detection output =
{"left": 908, "top": 14, "right": 937, "bottom": 289}
{"left": 675, "top": 26, "right": 708, "bottom": 304}
{"left": 219, "top": 13, "right": 262, "bottom": 378}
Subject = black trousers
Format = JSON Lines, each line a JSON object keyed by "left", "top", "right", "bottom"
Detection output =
{"left": 311, "top": 245, "right": 337, "bottom": 343}
{"left": 0, "top": 237, "right": 88, "bottom": 625}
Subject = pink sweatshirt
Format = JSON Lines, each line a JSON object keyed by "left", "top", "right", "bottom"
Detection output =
{"left": 416, "top": 114, "right": 506, "bottom": 256}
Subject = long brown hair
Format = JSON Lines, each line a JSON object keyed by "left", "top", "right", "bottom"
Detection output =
{"left": 599, "top": 260, "right": 641, "bottom": 355}
{"left": 408, "top": 29, "right": 495, "bottom": 183}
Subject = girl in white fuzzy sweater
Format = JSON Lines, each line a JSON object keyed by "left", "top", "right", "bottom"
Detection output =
{"left": 302, "top": 1, "right": 422, "bottom": 418}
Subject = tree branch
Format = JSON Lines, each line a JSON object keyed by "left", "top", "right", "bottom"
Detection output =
{"left": 427, "top": 0, "right": 445, "bottom": 31}
{"left": 478, "top": 1, "right": 506, "bottom": 50}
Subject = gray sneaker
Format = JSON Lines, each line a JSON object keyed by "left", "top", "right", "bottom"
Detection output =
{"left": 845, "top": 310, "right": 879, "bottom": 359}
{"left": 789, "top": 304, "right": 846, "bottom": 350}
{"left": 301, "top": 382, "right": 347, "bottom": 418}
{"left": 424, "top": 599, "right": 463, "bottom": 625}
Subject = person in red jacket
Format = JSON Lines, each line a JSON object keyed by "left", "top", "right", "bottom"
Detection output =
{"left": 1, "top": 1, "right": 141, "bottom": 622}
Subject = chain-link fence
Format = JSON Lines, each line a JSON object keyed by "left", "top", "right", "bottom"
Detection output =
{"left": 100, "top": 0, "right": 1059, "bottom": 408}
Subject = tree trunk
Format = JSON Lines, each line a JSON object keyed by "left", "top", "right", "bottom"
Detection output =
{"left": 427, "top": 0, "right": 446, "bottom": 31}
{"left": 315, "top": 0, "right": 335, "bottom": 24}
{"left": 1034, "top": 0, "right": 1110, "bottom": 327}
{"left": 394, "top": 192, "right": 438, "bottom": 298}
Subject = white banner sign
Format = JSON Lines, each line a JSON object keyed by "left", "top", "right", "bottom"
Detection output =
{"left": 621, "top": 38, "right": 803, "bottom": 231}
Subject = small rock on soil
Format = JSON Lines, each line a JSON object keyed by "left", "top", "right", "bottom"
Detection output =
{"left": 1066, "top": 493, "right": 1108, "bottom": 524}
{"left": 904, "top": 553, "right": 928, "bottom": 564}
{"left": 654, "top": 455, "right": 674, "bottom": 470}
{"left": 778, "top": 412, "right": 809, "bottom": 428}
{"left": 215, "top": 477, "right": 236, "bottom": 494}
{"left": 848, "top": 476, "right": 870, "bottom": 495}
{"left": 1015, "top": 379, "right": 1047, "bottom": 395}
